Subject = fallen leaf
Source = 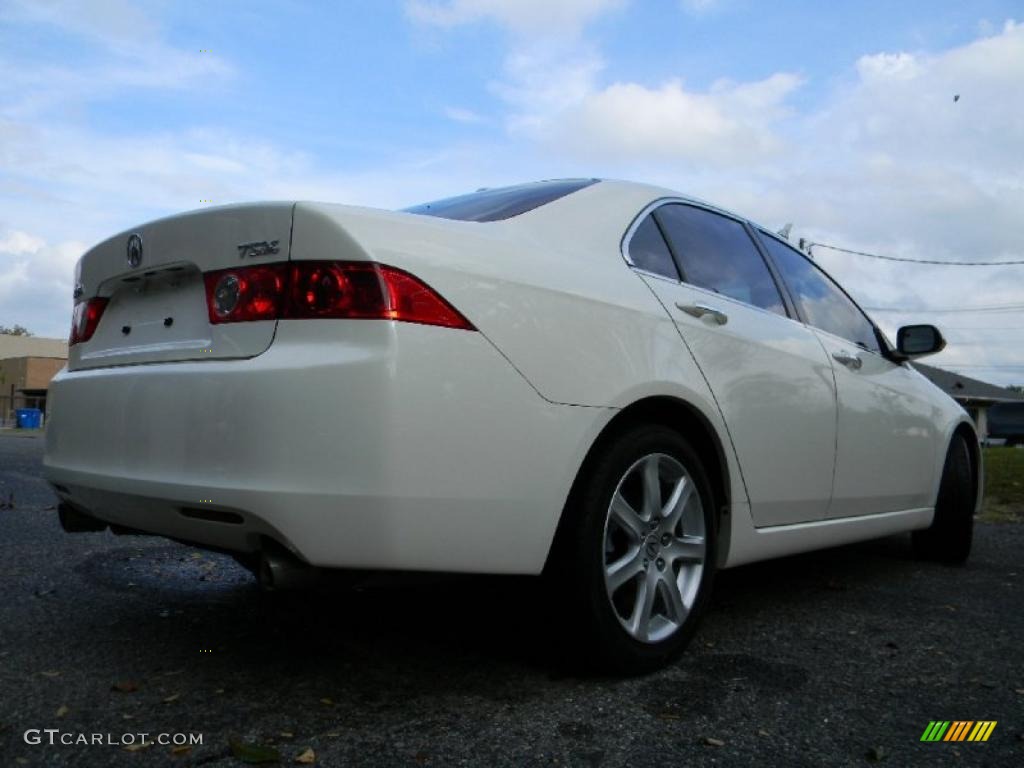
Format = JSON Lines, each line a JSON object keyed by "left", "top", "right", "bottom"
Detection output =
{"left": 656, "top": 712, "right": 681, "bottom": 720}
{"left": 1015, "top": 688, "right": 1024, "bottom": 695}
{"left": 215, "top": 688, "right": 226, "bottom": 694}
{"left": 319, "top": 698, "right": 334, "bottom": 706}
{"left": 112, "top": 680, "right": 138, "bottom": 693}
{"left": 757, "top": 729, "right": 770, "bottom": 737}
{"left": 703, "top": 737, "right": 725, "bottom": 747}
{"left": 230, "top": 740, "right": 282, "bottom": 764}
{"left": 40, "top": 670, "right": 61, "bottom": 678}
{"left": 279, "top": 732, "right": 295, "bottom": 739}
{"left": 294, "top": 747, "right": 316, "bottom": 764}
{"left": 16, "top": 758, "right": 29, "bottom": 765}
{"left": 56, "top": 705, "right": 69, "bottom": 718}
{"left": 163, "top": 694, "right": 180, "bottom": 703}
{"left": 122, "top": 714, "right": 135, "bottom": 720}
{"left": 171, "top": 744, "right": 192, "bottom": 756}
{"left": 124, "top": 742, "right": 153, "bottom": 752}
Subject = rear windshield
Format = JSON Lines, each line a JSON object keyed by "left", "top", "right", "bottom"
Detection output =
{"left": 403, "top": 179, "right": 598, "bottom": 222}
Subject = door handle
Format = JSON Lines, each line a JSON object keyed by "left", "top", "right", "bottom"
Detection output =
{"left": 675, "top": 302, "right": 728, "bottom": 326}
{"left": 832, "top": 351, "right": 863, "bottom": 370}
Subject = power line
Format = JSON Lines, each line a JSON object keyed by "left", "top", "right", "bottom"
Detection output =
{"left": 944, "top": 326, "right": 1024, "bottom": 331}
{"left": 945, "top": 341, "right": 1023, "bottom": 346}
{"left": 805, "top": 241, "right": 1024, "bottom": 266}
{"left": 864, "top": 303, "right": 1024, "bottom": 311}
{"left": 941, "top": 364, "right": 1024, "bottom": 370}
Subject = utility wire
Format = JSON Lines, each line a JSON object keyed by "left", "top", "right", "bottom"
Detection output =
{"left": 864, "top": 304, "right": 1024, "bottom": 313}
{"left": 942, "top": 364, "right": 1024, "bottom": 370}
{"left": 805, "top": 241, "right": 1024, "bottom": 266}
{"left": 944, "top": 326, "right": 1024, "bottom": 331}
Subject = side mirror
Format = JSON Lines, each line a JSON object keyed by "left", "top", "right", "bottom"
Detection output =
{"left": 896, "top": 324, "right": 946, "bottom": 359}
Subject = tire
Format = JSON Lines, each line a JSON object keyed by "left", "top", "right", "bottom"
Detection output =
{"left": 552, "top": 424, "right": 717, "bottom": 674}
{"left": 912, "top": 434, "right": 974, "bottom": 564}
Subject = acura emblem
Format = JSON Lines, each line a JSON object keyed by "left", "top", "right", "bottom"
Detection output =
{"left": 127, "top": 233, "right": 143, "bottom": 268}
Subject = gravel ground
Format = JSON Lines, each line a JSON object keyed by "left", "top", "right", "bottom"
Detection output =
{"left": 1, "top": 433, "right": 1021, "bottom": 767}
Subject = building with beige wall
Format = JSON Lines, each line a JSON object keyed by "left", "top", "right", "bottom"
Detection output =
{"left": 0, "top": 335, "right": 68, "bottom": 425}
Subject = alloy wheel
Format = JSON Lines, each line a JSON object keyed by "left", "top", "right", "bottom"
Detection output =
{"left": 602, "top": 453, "right": 706, "bottom": 644}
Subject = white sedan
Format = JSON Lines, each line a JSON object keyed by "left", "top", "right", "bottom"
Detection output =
{"left": 44, "top": 179, "right": 980, "bottom": 672}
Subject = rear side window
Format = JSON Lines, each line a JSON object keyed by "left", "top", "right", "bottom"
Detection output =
{"left": 759, "top": 233, "right": 881, "bottom": 353}
{"left": 627, "top": 215, "right": 680, "bottom": 280}
{"left": 404, "top": 179, "right": 598, "bottom": 222}
{"left": 654, "top": 204, "right": 786, "bottom": 316}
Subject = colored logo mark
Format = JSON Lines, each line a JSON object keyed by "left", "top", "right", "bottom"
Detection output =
{"left": 920, "top": 721, "right": 997, "bottom": 742}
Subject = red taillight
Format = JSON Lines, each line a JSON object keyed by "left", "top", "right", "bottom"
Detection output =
{"left": 287, "top": 262, "right": 388, "bottom": 319}
{"left": 204, "top": 264, "right": 288, "bottom": 324}
{"left": 203, "top": 261, "right": 474, "bottom": 330}
{"left": 69, "top": 297, "right": 109, "bottom": 345}
{"left": 376, "top": 265, "right": 474, "bottom": 329}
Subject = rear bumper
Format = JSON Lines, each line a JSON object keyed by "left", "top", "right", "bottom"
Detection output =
{"left": 44, "top": 320, "right": 609, "bottom": 573}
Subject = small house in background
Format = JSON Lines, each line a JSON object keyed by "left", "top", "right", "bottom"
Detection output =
{"left": 913, "top": 362, "right": 1024, "bottom": 443}
{"left": 0, "top": 335, "right": 68, "bottom": 427}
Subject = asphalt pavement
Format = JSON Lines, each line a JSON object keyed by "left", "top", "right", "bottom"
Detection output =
{"left": 1, "top": 432, "right": 1021, "bottom": 767}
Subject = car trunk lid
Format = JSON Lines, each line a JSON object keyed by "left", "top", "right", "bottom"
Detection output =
{"left": 69, "top": 203, "right": 294, "bottom": 371}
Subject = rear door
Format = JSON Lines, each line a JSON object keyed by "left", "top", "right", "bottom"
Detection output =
{"left": 629, "top": 203, "right": 838, "bottom": 527}
{"left": 756, "top": 231, "right": 941, "bottom": 517}
{"left": 70, "top": 203, "right": 294, "bottom": 370}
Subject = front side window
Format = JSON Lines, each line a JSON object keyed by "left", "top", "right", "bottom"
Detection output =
{"left": 653, "top": 204, "right": 786, "bottom": 316}
{"left": 759, "top": 233, "right": 881, "bottom": 353}
{"left": 627, "top": 214, "right": 680, "bottom": 280}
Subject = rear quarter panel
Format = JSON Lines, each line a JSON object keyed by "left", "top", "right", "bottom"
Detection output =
{"left": 292, "top": 186, "right": 751, "bottom": 559}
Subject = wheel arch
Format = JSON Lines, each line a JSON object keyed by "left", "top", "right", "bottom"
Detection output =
{"left": 544, "top": 395, "right": 733, "bottom": 572}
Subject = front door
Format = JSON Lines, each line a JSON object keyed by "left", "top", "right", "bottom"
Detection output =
{"left": 756, "top": 231, "right": 940, "bottom": 518}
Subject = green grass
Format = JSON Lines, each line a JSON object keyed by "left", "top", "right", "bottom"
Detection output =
{"left": 981, "top": 446, "right": 1024, "bottom": 523}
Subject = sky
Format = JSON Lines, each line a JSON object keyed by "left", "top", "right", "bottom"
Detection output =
{"left": 1, "top": 0, "right": 1023, "bottom": 383}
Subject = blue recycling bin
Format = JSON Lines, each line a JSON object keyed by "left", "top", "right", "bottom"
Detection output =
{"left": 15, "top": 408, "right": 42, "bottom": 429}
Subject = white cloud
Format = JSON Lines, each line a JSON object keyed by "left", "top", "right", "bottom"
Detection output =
{"left": 547, "top": 73, "right": 803, "bottom": 166}
{"left": 0, "top": 231, "right": 46, "bottom": 256}
{"left": 0, "top": 231, "right": 85, "bottom": 336}
{"left": 432, "top": 0, "right": 802, "bottom": 172}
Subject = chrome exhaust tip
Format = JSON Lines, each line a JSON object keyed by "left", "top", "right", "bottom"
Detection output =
{"left": 256, "top": 545, "right": 319, "bottom": 592}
